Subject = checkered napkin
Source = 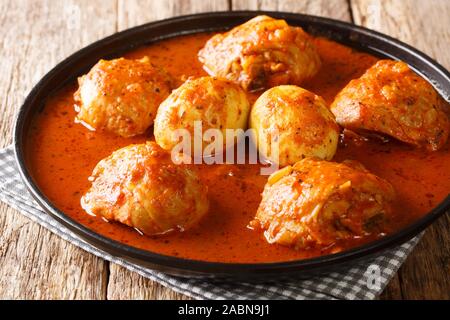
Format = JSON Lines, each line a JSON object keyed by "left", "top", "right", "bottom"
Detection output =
{"left": 0, "top": 145, "right": 421, "bottom": 300}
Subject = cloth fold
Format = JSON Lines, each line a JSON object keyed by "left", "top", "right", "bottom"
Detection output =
{"left": 0, "top": 145, "right": 420, "bottom": 299}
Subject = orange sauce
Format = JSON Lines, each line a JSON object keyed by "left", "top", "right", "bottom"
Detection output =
{"left": 25, "top": 33, "right": 450, "bottom": 263}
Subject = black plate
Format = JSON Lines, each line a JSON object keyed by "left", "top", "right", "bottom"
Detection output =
{"left": 14, "top": 11, "right": 450, "bottom": 278}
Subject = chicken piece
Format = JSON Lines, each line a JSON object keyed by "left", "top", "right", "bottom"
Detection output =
{"left": 198, "top": 15, "right": 321, "bottom": 91}
{"left": 250, "top": 85, "right": 340, "bottom": 167}
{"left": 81, "top": 142, "right": 209, "bottom": 236}
{"left": 250, "top": 158, "right": 396, "bottom": 249}
{"left": 331, "top": 59, "right": 449, "bottom": 151}
{"left": 74, "top": 57, "right": 172, "bottom": 137}
{"left": 154, "top": 76, "right": 250, "bottom": 155}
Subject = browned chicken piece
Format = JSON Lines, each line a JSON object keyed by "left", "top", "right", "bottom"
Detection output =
{"left": 81, "top": 142, "right": 209, "bottom": 236}
{"left": 74, "top": 57, "right": 173, "bottom": 137}
{"left": 250, "top": 158, "right": 396, "bottom": 250}
{"left": 331, "top": 60, "right": 449, "bottom": 151}
{"left": 198, "top": 15, "right": 321, "bottom": 91}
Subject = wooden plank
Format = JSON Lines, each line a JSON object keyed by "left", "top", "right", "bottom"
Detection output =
{"left": 232, "top": 0, "right": 352, "bottom": 21}
{"left": 350, "top": 0, "right": 450, "bottom": 300}
{"left": 0, "top": 0, "right": 118, "bottom": 299}
{"left": 106, "top": 0, "right": 230, "bottom": 300}
{"left": 378, "top": 275, "right": 403, "bottom": 300}
{"left": 117, "top": 0, "right": 231, "bottom": 31}
{"left": 397, "top": 216, "right": 450, "bottom": 299}
{"left": 106, "top": 266, "right": 191, "bottom": 300}
{"left": 350, "top": 0, "right": 450, "bottom": 68}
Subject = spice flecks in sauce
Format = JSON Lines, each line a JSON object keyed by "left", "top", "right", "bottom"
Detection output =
{"left": 26, "top": 33, "right": 450, "bottom": 263}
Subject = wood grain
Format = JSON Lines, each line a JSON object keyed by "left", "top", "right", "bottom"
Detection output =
{"left": 398, "top": 217, "right": 450, "bottom": 299}
{"left": 117, "top": 0, "right": 230, "bottom": 31}
{"left": 0, "top": 0, "right": 448, "bottom": 299}
{"left": 232, "top": 0, "right": 351, "bottom": 21}
{"left": 351, "top": 0, "right": 450, "bottom": 300}
{"left": 351, "top": 0, "right": 450, "bottom": 68}
{"left": 0, "top": 0, "right": 118, "bottom": 299}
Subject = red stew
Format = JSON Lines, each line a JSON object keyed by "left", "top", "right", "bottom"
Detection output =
{"left": 25, "top": 33, "right": 450, "bottom": 263}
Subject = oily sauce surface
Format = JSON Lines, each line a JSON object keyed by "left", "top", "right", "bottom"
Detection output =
{"left": 26, "top": 33, "right": 450, "bottom": 263}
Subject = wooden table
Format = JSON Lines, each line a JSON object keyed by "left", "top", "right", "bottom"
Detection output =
{"left": 0, "top": 0, "right": 449, "bottom": 300}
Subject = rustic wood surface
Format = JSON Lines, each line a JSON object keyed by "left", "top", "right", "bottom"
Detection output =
{"left": 0, "top": 0, "right": 448, "bottom": 300}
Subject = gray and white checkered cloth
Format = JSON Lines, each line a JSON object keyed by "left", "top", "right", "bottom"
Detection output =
{"left": 0, "top": 145, "right": 421, "bottom": 299}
